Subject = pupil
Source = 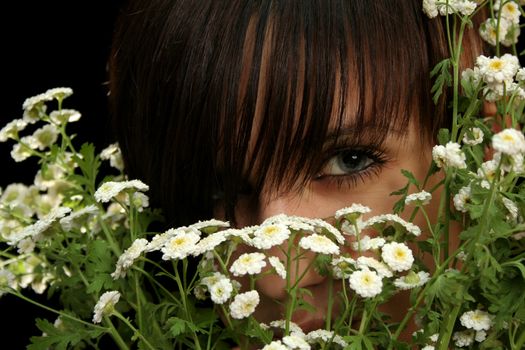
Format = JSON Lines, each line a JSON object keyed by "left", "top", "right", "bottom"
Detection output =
{"left": 340, "top": 151, "right": 366, "bottom": 171}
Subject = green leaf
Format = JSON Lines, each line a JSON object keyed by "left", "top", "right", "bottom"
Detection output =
{"left": 430, "top": 58, "right": 452, "bottom": 104}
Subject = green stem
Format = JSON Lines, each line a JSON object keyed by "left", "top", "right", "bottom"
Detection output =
{"left": 114, "top": 312, "right": 156, "bottom": 350}
{"left": 106, "top": 318, "right": 131, "bottom": 350}
{"left": 515, "top": 325, "right": 525, "bottom": 350}
{"left": 437, "top": 304, "right": 461, "bottom": 350}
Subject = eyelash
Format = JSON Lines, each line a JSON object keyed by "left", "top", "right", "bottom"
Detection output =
{"left": 314, "top": 146, "right": 389, "bottom": 188}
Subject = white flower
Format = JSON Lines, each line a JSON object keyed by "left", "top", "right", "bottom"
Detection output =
{"left": 461, "top": 67, "right": 482, "bottom": 88}
{"left": 460, "top": 309, "right": 494, "bottom": 331}
{"left": 229, "top": 252, "right": 267, "bottom": 276}
{"left": 299, "top": 234, "right": 340, "bottom": 255}
{"left": 11, "top": 143, "right": 32, "bottom": 162}
{"left": 209, "top": 278, "right": 233, "bottom": 304}
{"left": 479, "top": 17, "right": 510, "bottom": 46}
{"left": 499, "top": 1, "right": 521, "bottom": 24}
{"left": 189, "top": 219, "right": 230, "bottom": 231}
{"left": 356, "top": 256, "right": 393, "bottom": 278}
{"left": 145, "top": 229, "right": 178, "bottom": 252}
{"left": 200, "top": 272, "right": 229, "bottom": 289}
{"left": 432, "top": 142, "right": 467, "bottom": 169}
{"left": 405, "top": 190, "right": 432, "bottom": 206}
{"left": 17, "top": 237, "right": 36, "bottom": 254}
{"left": 475, "top": 330, "right": 487, "bottom": 342}
{"left": 161, "top": 229, "right": 200, "bottom": 260}
{"left": 94, "top": 180, "right": 149, "bottom": 203}
{"left": 125, "top": 192, "right": 149, "bottom": 212}
{"left": 351, "top": 235, "right": 385, "bottom": 251}
{"left": 229, "top": 290, "right": 260, "bottom": 319}
{"left": 92, "top": 291, "right": 121, "bottom": 323}
{"left": 462, "top": 127, "right": 484, "bottom": 146}
{"left": 477, "top": 54, "right": 520, "bottom": 84}
{"left": 305, "top": 329, "right": 347, "bottom": 347}
{"left": 502, "top": 197, "right": 519, "bottom": 221}
{"left": 492, "top": 128, "right": 525, "bottom": 156}
{"left": 100, "top": 143, "right": 124, "bottom": 171}
{"left": 453, "top": 330, "right": 475, "bottom": 347}
{"left": 261, "top": 341, "right": 288, "bottom": 350}
{"left": 111, "top": 238, "right": 149, "bottom": 279}
{"left": 517, "top": 67, "right": 525, "bottom": 83}
{"left": 349, "top": 269, "right": 383, "bottom": 298}
{"left": 421, "top": 346, "right": 435, "bottom": 350}
{"left": 364, "top": 214, "right": 421, "bottom": 236}
{"left": 334, "top": 203, "right": 371, "bottom": 221}
{"left": 59, "top": 204, "right": 99, "bottom": 231}
{"left": 0, "top": 119, "right": 27, "bottom": 142}
{"left": 263, "top": 214, "right": 315, "bottom": 233}
{"left": 8, "top": 206, "right": 71, "bottom": 245}
{"left": 331, "top": 256, "right": 356, "bottom": 279}
{"left": 268, "top": 256, "right": 287, "bottom": 279}
{"left": 477, "top": 159, "right": 500, "bottom": 189}
{"left": 269, "top": 320, "right": 305, "bottom": 335}
{"left": 192, "top": 231, "right": 227, "bottom": 256}
{"left": 309, "top": 219, "right": 345, "bottom": 244}
{"left": 453, "top": 185, "right": 472, "bottom": 213}
{"left": 251, "top": 223, "right": 290, "bottom": 249}
{"left": 423, "top": 0, "right": 438, "bottom": 18}
{"left": 432, "top": 0, "right": 477, "bottom": 16}
{"left": 0, "top": 269, "right": 16, "bottom": 296}
{"left": 381, "top": 242, "right": 414, "bottom": 272}
{"left": 429, "top": 333, "right": 439, "bottom": 342}
{"left": 49, "top": 109, "right": 81, "bottom": 124}
{"left": 282, "top": 334, "right": 310, "bottom": 350}
{"left": 393, "top": 271, "right": 430, "bottom": 290}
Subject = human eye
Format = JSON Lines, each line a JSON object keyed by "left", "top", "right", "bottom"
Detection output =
{"left": 314, "top": 147, "right": 388, "bottom": 187}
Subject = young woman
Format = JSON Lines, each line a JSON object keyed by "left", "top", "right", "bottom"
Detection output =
{"left": 108, "top": 0, "right": 487, "bottom": 342}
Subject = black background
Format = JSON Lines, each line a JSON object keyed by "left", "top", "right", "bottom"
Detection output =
{"left": 1, "top": 1, "right": 125, "bottom": 346}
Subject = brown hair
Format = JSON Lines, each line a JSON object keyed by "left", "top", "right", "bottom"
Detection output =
{"left": 109, "top": 0, "right": 486, "bottom": 228}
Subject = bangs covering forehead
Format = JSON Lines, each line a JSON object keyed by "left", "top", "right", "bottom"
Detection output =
{"left": 219, "top": 1, "right": 445, "bottom": 208}
{"left": 110, "top": 0, "right": 476, "bottom": 227}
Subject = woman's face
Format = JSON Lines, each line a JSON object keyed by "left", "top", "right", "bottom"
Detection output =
{"left": 227, "top": 117, "right": 443, "bottom": 334}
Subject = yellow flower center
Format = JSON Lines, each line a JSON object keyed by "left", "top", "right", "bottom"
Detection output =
{"left": 489, "top": 60, "right": 504, "bottom": 71}
{"left": 502, "top": 134, "right": 516, "bottom": 143}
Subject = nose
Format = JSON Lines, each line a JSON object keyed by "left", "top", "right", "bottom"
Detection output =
{"left": 247, "top": 189, "right": 328, "bottom": 300}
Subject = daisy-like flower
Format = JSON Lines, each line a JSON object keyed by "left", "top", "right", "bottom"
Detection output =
{"left": 263, "top": 214, "right": 315, "bottom": 233}
{"left": 393, "top": 271, "right": 430, "bottom": 290}
{"left": 94, "top": 179, "right": 149, "bottom": 203}
{"left": 209, "top": 278, "right": 233, "bottom": 304}
{"left": 479, "top": 17, "right": 510, "bottom": 46}
{"left": 111, "top": 238, "right": 149, "bottom": 279}
{"left": 477, "top": 54, "right": 520, "bottom": 84}
{"left": 364, "top": 214, "right": 421, "bottom": 236}
{"left": 351, "top": 235, "right": 385, "bottom": 251}
{"left": 268, "top": 256, "right": 287, "bottom": 279}
{"left": 460, "top": 309, "right": 494, "bottom": 331}
{"left": 261, "top": 341, "right": 288, "bottom": 350}
{"left": 356, "top": 256, "right": 393, "bottom": 278}
{"left": 11, "top": 143, "right": 32, "bottom": 162}
{"left": 230, "top": 252, "right": 267, "bottom": 276}
{"left": 305, "top": 329, "right": 347, "bottom": 347}
{"left": 282, "top": 333, "right": 310, "bottom": 350}
{"left": 161, "top": 229, "right": 200, "bottom": 260}
{"left": 421, "top": 346, "right": 435, "bottom": 350}
{"left": 498, "top": 1, "right": 521, "bottom": 24}
{"left": 334, "top": 203, "right": 371, "bottom": 222}
{"left": 309, "top": 218, "right": 345, "bottom": 244}
{"left": 492, "top": 128, "right": 525, "bottom": 156}
{"left": 405, "top": 190, "right": 432, "bottom": 206}
{"left": 100, "top": 143, "right": 125, "bottom": 171}
{"left": 189, "top": 219, "right": 230, "bottom": 231}
{"left": 517, "top": 67, "right": 525, "bottom": 83}
{"left": 331, "top": 256, "right": 356, "bottom": 279}
{"left": 432, "top": 142, "right": 467, "bottom": 169}
{"left": 453, "top": 330, "right": 475, "bottom": 347}
{"left": 8, "top": 206, "right": 72, "bottom": 245}
{"left": 49, "top": 109, "right": 81, "bottom": 125}
{"left": 0, "top": 269, "right": 16, "bottom": 296}
{"left": 59, "top": 204, "right": 99, "bottom": 231}
{"left": 299, "top": 234, "right": 340, "bottom": 255}
{"left": 251, "top": 223, "right": 290, "bottom": 249}
{"left": 192, "top": 231, "right": 227, "bottom": 256}
{"left": 125, "top": 192, "right": 149, "bottom": 212}
{"left": 0, "top": 119, "right": 28, "bottom": 142}
{"left": 349, "top": 268, "right": 383, "bottom": 298}
{"left": 453, "top": 185, "right": 472, "bottom": 213}
{"left": 92, "top": 291, "right": 121, "bottom": 323}
{"left": 422, "top": 0, "right": 439, "bottom": 18}
{"left": 502, "top": 197, "right": 519, "bottom": 221}
{"left": 269, "top": 320, "right": 305, "bottom": 336}
{"left": 229, "top": 290, "right": 260, "bottom": 319}
{"left": 462, "top": 127, "right": 484, "bottom": 146}
{"left": 381, "top": 242, "right": 414, "bottom": 272}
{"left": 200, "top": 272, "right": 229, "bottom": 289}
{"left": 145, "top": 229, "right": 178, "bottom": 252}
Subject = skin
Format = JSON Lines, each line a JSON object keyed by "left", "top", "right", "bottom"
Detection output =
{"left": 222, "top": 119, "right": 448, "bottom": 343}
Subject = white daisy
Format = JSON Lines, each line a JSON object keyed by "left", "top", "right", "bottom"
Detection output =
{"left": 200, "top": 272, "right": 229, "bottom": 289}
{"left": 460, "top": 309, "right": 494, "bottom": 331}
{"left": 49, "top": 109, "right": 81, "bottom": 125}
{"left": 453, "top": 330, "right": 475, "bottom": 347}
{"left": 502, "top": 197, "right": 519, "bottom": 221}
{"left": 499, "top": 1, "right": 521, "bottom": 24}
{"left": 492, "top": 128, "right": 525, "bottom": 156}
{"left": 11, "top": 143, "right": 32, "bottom": 162}
{"left": 251, "top": 223, "right": 290, "bottom": 249}
{"left": 59, "top": 204, "right": 99, "bottom": 231}
{"left": 364, "top": 214, "right": 421, "bottom": 236}
{"left": 261, "top": 341, "right": 288, "bottom": 350}
{"left": 477, "top": 54, "right": 520, "bottom": 85}
{"left": 381, "top": 242, "right": 414, "bottom": 272}
{"left": 145, "top": 229, "right": 178, "bottom": 252}
{"left": 209, "top": 278, "right": 233, "bottom": 304}
{"left": 453, "top": 185, "right": 472, "bottom": 213}
{"left": 331, "top": 256, "right": 356, "bottom": 279}
{"left": 111, "top": 238, "right": 149, "bottom": 279}
{"left": 393, "top": 271, "right": 431, "bottom": 290}
{"left": 0, "top": 269, "right": 16, "bottom": 296}
{"left": 92, "top": 290, "right": 121, "bottom": 323}
{"left": 263, "top": 214, "right": 315, "bottom": 233}
{"left": 229, "top": 290, "right": 260, "bottom": 319}
{"left": 423, "top": 0, "right": 438, "bottom": 18}
{"left": 282, "top": 333, "right": 310, "bottom": 350}
{"left": 161, "top": 229, "right": 200, "bottom": 260}
{"left": 462, "top": 127, "right": 484, "bottom": 146}
{"left": 475, "top": 330, "right": 487, "bottom": 342}
{"left": 479, "top": 17, "right": 510, "bottom": 46}
{"left": 349, "top": 269, "right": 383, "bottom": 298}
{"left": 189, "top": 219, "right": 230, "bottom": 231}
{"left": 305, "top": 329, "right": 347, "bottom": 347}
{"left": 192, "top": 231, "right": 227, "bottom": 256}
{"left": 356, "top": 256, "right": 393, "bottom": 278}
{"left": 0, "top": 119, "right": 28, "bottom": 142}
{"left": 269, "top": 320, "right": 305, "bottom": 335}
{"left": 8, "top": 206, "right": 71, "bottom": 245}
{"left": 334, "top": 203, "right": 371, "bottom": 221}
{"left": 229, "top": 252, "right": 267, "bottom": 276}
{"left": 432, "top": 142, "right": 467, "bottom": 169}
{"left": 351, "top": 235, "right": 386, "bottom": 251}
{"left": 299, "top": 234, "right": 340, "bottom": 255}
{"left": 268, "top": 256, "right": 287, "bottom": 279}
{"left": 94, "top": 180, "right": 149, "bottom": 203}
{"left": 405, "top": 190, "right": 432, "bottom": 206}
